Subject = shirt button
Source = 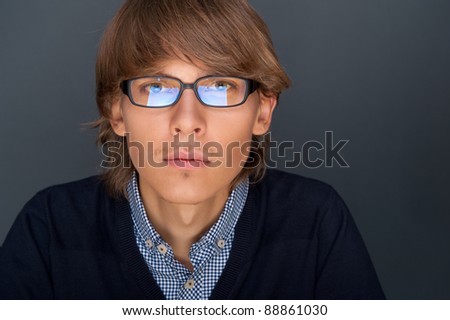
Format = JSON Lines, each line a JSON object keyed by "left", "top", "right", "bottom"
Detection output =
{"left": 145, "top": 239, "right": 153, "bottom": 249}
{"left": 217, "top": 239, "right": 226, "bottom": 249}
{"left": 157, "top": 244, "right": 167, "bottom": 254}
{"left": 184, "top": 279, "right": 195, "bottom": 289}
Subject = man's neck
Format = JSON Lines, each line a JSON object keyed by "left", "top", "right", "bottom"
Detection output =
{"left": 139, "top": 181, "right": 230, "bottom": 270}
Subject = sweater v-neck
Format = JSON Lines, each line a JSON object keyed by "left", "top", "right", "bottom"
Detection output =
{"left": 115, "top": 183, "right": 260, "bottom": 300}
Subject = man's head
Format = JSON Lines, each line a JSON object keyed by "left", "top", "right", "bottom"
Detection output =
{"left": 95, "top": 0, "right": 290, "bottom": 198}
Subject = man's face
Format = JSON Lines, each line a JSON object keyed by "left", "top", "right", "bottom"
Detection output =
{"left": 110, "top": 59, "right": 276, "bottom": 205}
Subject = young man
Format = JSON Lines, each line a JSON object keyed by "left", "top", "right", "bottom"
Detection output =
{"left": 0, "top": 0, "right": 384, "bottom": 299}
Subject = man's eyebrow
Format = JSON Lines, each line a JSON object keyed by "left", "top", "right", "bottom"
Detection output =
{"left": 140, "top": 71, "right": 218, "bottom": 80}
{"left": 151, "top": 72, "right": 174, "bottom": 78}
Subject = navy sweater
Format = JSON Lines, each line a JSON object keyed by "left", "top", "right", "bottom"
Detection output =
{"left": 0, "top": 169, "right": 384, "bottom": 299}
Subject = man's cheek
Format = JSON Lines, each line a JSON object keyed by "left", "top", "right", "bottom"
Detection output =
{"left": 127, "top": 140, "right": 146, "bottom": 169}
{"left": 222, "top": 140, "right": 250, "bottom": 168}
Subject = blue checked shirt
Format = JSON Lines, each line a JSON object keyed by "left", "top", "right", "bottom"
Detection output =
{"left": 127, "top": 172, "right": 249, "bottom": 300}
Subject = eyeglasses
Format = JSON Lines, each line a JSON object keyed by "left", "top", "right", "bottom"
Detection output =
{"left": 120, "top": 76, "right": 259, "bottom": 108}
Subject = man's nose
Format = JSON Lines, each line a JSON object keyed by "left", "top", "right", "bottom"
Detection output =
{"left": 169, "top": 88, "right": 206, "bottom": 137}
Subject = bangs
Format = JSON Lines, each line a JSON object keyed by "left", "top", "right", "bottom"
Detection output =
{"left": 104, "top": 0, "right": 276, "bottom": 83}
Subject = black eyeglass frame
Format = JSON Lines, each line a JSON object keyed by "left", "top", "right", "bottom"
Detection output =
{"left": 120, "top": 75, "right": 260, "bottom": 108}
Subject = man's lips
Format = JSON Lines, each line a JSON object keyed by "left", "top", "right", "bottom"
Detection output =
{"left": 163, "top": 152, "right": 210, "bottom": 168}
{"left": 164, "top": 152, "right": 210, "bottom": 162}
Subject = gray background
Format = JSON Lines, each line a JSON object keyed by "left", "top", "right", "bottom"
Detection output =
{"left": 0, "top": 0, "right": 449, "bottom": 299}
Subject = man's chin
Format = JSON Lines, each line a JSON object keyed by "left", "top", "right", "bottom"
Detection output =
{"left": 157, "top": 188, "right": 218, "bottom": 206}
{"left": 137, "top": 167, "right": 238, "bottom": 204}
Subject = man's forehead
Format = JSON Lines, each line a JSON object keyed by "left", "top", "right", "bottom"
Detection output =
{"left": 139, "top": 58, "right": 216, "bottom": 79}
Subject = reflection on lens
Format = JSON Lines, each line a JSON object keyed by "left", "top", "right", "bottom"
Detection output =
{"left": 147, "top": 87, "right": 180, "bottom": 107}
{"left": 197, "top": 77, "right": 245, "bottom": 106}
{"left": 198, "top": 85, "right": 229, "bottom": 106}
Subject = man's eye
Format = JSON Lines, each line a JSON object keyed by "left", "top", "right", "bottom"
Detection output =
{"left": 211, "top": 81, "right": 235, "bottom": 91}
{"left": 215, "top": 81, "right": 229, "bottom": 90}
{"left": 147, "top": 83, "right": 163, "bottom": 93}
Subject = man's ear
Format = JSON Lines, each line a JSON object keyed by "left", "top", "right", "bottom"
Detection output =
{"left": 109, "top": 99, "right": 126, "bottom": 137}
{"left": 252, "top": 92, "right": 278, "bottom": 135}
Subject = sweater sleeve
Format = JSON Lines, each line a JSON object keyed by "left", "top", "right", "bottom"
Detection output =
{"left": 0, "top": 192, "right": 54, "bottom": 299}
{"left": 314, "top": 188, "right": 385, "bottom": 299}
